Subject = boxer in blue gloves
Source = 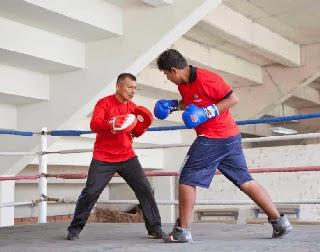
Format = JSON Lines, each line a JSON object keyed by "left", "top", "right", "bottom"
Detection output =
{"left": 154, "top": 49, "right": 292, "bottom": 243}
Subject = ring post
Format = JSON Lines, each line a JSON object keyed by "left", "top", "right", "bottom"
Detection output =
{"left": 38, "top": 128, "right": 48, "bottom": 223}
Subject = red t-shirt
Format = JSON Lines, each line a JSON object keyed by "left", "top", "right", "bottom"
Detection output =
{"left": 178, "top": 67, "right": 240, "bottom": 138}
{"left": 90, "top": 95, "right": 137, "bottom": 162}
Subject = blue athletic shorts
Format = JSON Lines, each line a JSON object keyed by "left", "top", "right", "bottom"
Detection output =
{"left": 179, "top": 134, "right": 253, "bottom": 188}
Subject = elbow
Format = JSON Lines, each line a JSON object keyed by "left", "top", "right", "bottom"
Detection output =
{"left": 90, "top": 120, "right": 109, "bottom": 134}
{"left": 90, "top": 124, "right": 97, "bottom": 133}
{"left": 90, "top": 121, "right": 100, "bottom": 133}
{"left": 233, "top": 96, "right": 239, "bottom": 105}
{"left": 230, "top": 94, "right": 239, "bottom": 106}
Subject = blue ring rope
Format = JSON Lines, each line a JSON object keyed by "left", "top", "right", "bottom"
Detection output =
{"left": 236, "top": 112, "right": 320, "bottom": 125}
{"left": 49, "top": 130, "right": 92, "bottom": 136}
{"left": 0, "top": 130, "right": 33, "bottom": 136}
{"left": 49, "top": 112, "right": 320, "bottom": 136}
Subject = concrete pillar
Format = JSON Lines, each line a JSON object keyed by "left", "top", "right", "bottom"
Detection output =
{"left": 0, "top": 180, "right": 15, "bottom": 226}
{"left": 153, "top": 176, "right": 176, "bottom": 223}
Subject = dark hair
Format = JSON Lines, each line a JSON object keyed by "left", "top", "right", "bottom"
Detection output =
{"left": 156, "top": 49, "right": 188, "bottom": 71}
{"left": 117, "top": 73, "right": 136, "bottom": 83}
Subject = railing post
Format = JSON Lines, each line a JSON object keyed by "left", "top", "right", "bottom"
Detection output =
{"left": 38, "top": 127, "right": 48, "bottom": 223}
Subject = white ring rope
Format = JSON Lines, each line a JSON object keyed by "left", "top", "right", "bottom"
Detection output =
{"left": 29, "top": 199, "right": 320, "bottom": 206}
{"left": 38, "top": 132, "right": 320, "bottom": 155}
{"left": 0, "top": 200, "right": 42, "bottom": 208}
{"left": 242, "top": 132, "right": 320, "bottom": 143}
{"left": 0, "top": 151, "right": 40, "bottom": 156}
{"left": 93, "top": 199, "right": 320, "bottom": 205}
{"left": 1, "top": 132, "right": 320, "bottom": 157}
{"left": 2, "top": 198, "right": 319, "bottom": 208}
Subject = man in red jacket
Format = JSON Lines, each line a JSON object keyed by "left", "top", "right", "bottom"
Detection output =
{"left": 67, "top": 73, "right": 164, "bottom": 240}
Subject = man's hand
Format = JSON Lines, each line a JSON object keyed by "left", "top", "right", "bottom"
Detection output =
{"left": 108, "top": 114, "right": 137, "bottom": 134}
{"left": 153, "top": 99, "right": 179, "bottom": 120}
{"left": 182, "top": 104, "right": 219, "bottom": 129}
{"left": 132, "top": 106, "right": 153, "bottom": 138}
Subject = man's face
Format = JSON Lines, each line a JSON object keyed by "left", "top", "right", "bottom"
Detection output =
{"left": 163, "top": 68, "right": 182, "bottom": 85}
{"left": 116, "top": 77, "right": 137, "bottom": 102}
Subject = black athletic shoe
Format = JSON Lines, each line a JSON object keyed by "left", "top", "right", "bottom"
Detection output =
{"left": 67, "top": 231, "right": 79, "bottom": 241}
{"left": 148, "top": 228, "right": 166, "bottom": 239}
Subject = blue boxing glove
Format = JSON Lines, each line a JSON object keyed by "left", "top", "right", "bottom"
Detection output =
{"left": 154, "top": 99, "right": 179, "bottom": 120}
{"left": 182, "top": 104, "right": 219, "bottom": 128}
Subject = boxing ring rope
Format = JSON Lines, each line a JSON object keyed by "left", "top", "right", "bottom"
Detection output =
{"left": 1, "top": 112, "right": 320, "bottom": 222}
{"left": 1, "top": 110, "right": 320, "bottom": 137}
{"left": 1, "top": 131, "right": 320, "bottom": 157}
{"left": 36, "top": 132, "right": 320, "bottom": 155}
{"left": 2, "top": 166, "right": 320, "bottom": 182}
{"left": 49, "top": 199, "right": 320, "bottom": 206}
{"left": 3, "top": 198, "right": 320, "bottom": 209}
{"left": 48, "top": 111, "right": 320, "bottom": 135}
{"left": 0, "top": 200, "right": 42, "bottom": 208}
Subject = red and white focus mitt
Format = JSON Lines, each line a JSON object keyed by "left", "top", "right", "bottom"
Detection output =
{"left": 108, "top": 114, "right": 137, "bottom": 134}
{"left": 132, "top": 106, "right": 154, "bottom": 138}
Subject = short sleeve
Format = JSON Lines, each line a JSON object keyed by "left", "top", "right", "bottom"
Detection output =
{"left": 200, "top": 71, "right": 232, "bottom": 101}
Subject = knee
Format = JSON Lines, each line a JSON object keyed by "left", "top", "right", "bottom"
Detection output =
{"left": 135, "top": 181, "right": 154, "bottom": 196}
{"left": 138, "top": 178, "right": 152, "bottom": 189}
{"left": 239, "top": 179, "right": 257, "bottom": 192}
{"left": 80, "top": 187, "right": 99, "bottom": 202}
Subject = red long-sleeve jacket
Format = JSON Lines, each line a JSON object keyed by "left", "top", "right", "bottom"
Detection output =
{"left": 90, "top": 95, "right": 137, "bottom": 162}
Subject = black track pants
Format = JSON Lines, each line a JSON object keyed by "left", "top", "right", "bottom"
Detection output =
{"left": 68, "top": 157, "right": 161, "bottom": 233}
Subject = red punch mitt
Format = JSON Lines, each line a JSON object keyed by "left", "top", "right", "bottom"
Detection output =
{"left": 108, "top": 114, "right": 137, "bottom": 134}
{"left": 132, "top": 106, "right": 154, "bottom": 137}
